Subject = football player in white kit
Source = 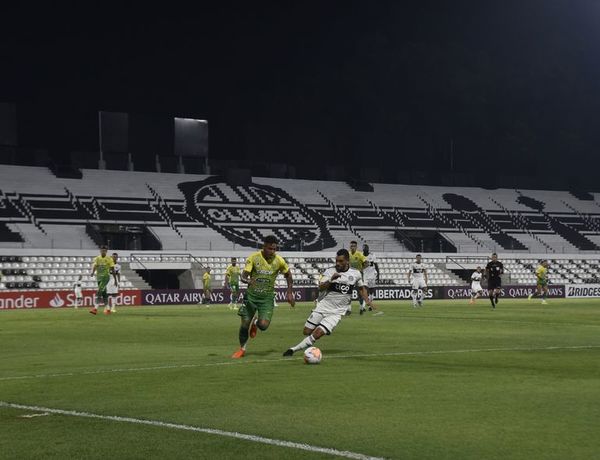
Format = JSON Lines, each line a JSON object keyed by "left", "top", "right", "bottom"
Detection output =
{"left": 73, "top": 275, "right": 83, "bottom": 309}
{"left": 360, "top": 244, "right": 379, "bottom": 315}
{"left": 469, "top": 266, "right": 484, "bottom": 304}
{"left": 283, "top": 248, "right": 376, "bottom": 357}
{"left": 408, "top": 254, "right": 428, "bottom": 307}
{"left": 106, "top": 253, "right": 121, "bottom": 314}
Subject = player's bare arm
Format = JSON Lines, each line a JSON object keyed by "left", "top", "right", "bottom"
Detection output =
{"left": 359, "top": 286, "right": 376, "bottom": 310}
{"left": 424, "top": 269, "right": 428, "bottom": 286}
{"left": 284, "top": 270, "right": 295, "bottom": 307}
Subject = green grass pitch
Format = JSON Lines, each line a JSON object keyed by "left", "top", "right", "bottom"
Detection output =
{"left": 1, "top": 299, "right": 599, "bottom": 459}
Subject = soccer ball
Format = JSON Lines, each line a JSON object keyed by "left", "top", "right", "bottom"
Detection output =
{"left": 304, "top": 347, "right": 322, "bottom": 364}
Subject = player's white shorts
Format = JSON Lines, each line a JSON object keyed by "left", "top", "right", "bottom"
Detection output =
{"left": 364, "top": 277, "right": 376, "bottom": 289}
{"left": 107, "top": 281, "right": 119, "bottom": 295}
{"left": 74, "top": 289, "right": 82, "bottom": 298}
{"left": 411, "top": 279, "right": 427, "bottom": 290}
{"left": 471, "top": 282, "right": 483, "bottom": 293}
{"left": 304, "top": 309, "right": 343, "bottom": 335}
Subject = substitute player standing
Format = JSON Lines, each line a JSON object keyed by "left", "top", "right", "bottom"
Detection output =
{"left": 347, "top": 240, "right": 366, "bottom": 315}
{"left": 73, "top": 275, "right": 83, "bottom": 309}
{"left": 89, "top": 245, "right": 115, "bottom": 315}
{"left": 485, "top": 253, "right": 504, "bottom": 308}
{"left": 528, "top": 260, "right": 549, "bottom": 304}
{"left": 225, "top": 257, "right": 241, "bottom": 309}
{"left": 469, "top": 266, "right": 484, "bottom": 304}
{"left": 408, "top": 254, "right": 428, "bottom": 308}
{"left": 283, "top": 249, "right": 375, "bottom": 357}
{"left": 106, "top": 253, "right": 121, "bottom": 313}
{"left": 231, "top": 235, "right": 294, "bottom": 358}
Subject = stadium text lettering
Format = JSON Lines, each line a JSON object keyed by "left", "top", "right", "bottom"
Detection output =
{"left": 0, "top": 295, "right": 39, "bottom": 309}
{"left": 369, "top": 288, "right": 434, "bottom": 300}
{"left": 565, "top": 284, "right": 600, "bottom": 298}
{"left": 206, "top": 208, "right": 311, "bottom": 224}
{"left": 445, "top": 285, "right": 565, "bottom": 299}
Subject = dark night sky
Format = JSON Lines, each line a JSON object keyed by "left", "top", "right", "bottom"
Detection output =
{"left": 1, "top": 1, "right": 600, "bottom": 184}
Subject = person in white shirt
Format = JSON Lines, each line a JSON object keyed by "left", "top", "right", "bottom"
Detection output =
{"left": 283, "top": 248, "right": 376, "bottom": 357}
{"left": 408, "top": 254, "right": 428, "bottom": 308}
{"left": 469, "top": 266, "right": 483, "bottom": 304}
{"left": 360, "top": 244, "right": 379, "bottom": 315}
{"left": 73, "top": 275, "right": 83, "bottom": 309}
{"left": 106, "top": 253, "right": 121, "bottom": 313}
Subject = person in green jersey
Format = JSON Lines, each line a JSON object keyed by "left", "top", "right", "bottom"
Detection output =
{"left": 346, "top": 240, "right": 366, "bottom": 315}
{"left": 231, "top": 235, "right": 294, "bottom": 358}
{"left": 202, "top": 267, "right": 212, "bottom": 306}
{"left": 89, "top": 245, "right": 116, "bottom": 315}
{"left": 528, "top": 260, "right": 549, "bottom": 304}
{"left": 225, "top": 257, "right": 241, "bottom": 309}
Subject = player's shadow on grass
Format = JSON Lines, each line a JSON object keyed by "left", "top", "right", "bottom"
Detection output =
{"left": 250, "top": 349, "right": 279, "bottom": 356}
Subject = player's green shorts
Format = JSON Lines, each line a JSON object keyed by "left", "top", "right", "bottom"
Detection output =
{"left": 96, "top": 273, "right": 110, "bottom": 299}
{"left": 229, "top": 282, "right": 239, "bottom": 292}
{"left": 237, "top": 291, "right": 274, "bottom": 322}
{"left": 537, "top": 279, "right": 548, "bottom": 287}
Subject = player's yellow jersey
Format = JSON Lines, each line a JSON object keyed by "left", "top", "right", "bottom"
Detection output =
{"left": 349, "top": 250, "right": 367, "bottom": 271}
{"left": 93, "top": 255, "right": 114, "bottom": 278}
{"left": 535, "top": 265, "right": 548, "bottom": 282}
{"left": 203, "top": 272, "right": 212, "bottom": 288}
{"left": 225, "top": 265, "right": 240, "bottom": 284}
{"left": 244, "top": 251, "right": 289, "bottom": 297}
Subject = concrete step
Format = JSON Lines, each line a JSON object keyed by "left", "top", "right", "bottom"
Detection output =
{"left": 122, "top": 265, "right": 152, "bottom": 290}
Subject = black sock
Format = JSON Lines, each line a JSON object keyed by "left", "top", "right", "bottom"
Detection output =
{"left": 239, "top": 326, "right": 249, "bottom": 347}
{"left": 494, "top": 293, "right": 499, "bottom": 303}
{"left": 489, "top": 294, "right": 495, "bottom": 307}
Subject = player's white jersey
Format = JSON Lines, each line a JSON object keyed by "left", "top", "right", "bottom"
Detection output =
{"left": 471, "top": 271, "right": 483, "bottom": 291}
{"left": 107, "top": 263, "right": 121, "bottom": 294}
{"left": 363, "top": 254, "right": 377, "bottom": 283}
{"left": 316, "top": 267, "right": 364, "bottom": 313}
{"left": 410, "top": 262, "right": 426, "bottom": 281}
{"left": 363, "top": 267, "right": 377, "bottom": 286}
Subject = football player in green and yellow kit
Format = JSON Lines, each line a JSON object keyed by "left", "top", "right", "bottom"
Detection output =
{"left": 528, "top": 260, "right": 549, "bottom": 304}
{"left": 89, "top": 245, "right": 116, "bottom": 315}
{"left": 225, "top": 257, "right": 241, "bottom": 309}
{"left": 231, "top": 235, "right": 294, "bottom": 358}
{"left": 346, "top": 240, "right": 366, "bottom": 315}
{"left": 202, "top": 267, "right": 212, "bottom": 306}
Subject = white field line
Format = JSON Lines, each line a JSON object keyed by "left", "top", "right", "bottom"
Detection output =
{"left": 1, "top": 344, "right": 599, "bottom": 383}
{"left": 396, "top": 315, "right": 600, "bottom": 328}
{"left": 0, "top": 401, "right": 385, "bottom": 460}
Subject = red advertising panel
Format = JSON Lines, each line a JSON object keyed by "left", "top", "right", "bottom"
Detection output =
{"left": 0, "top": 289, "right": 142, "bottom": 310}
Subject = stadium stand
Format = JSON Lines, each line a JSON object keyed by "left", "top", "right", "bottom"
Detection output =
{"left": 2, "top": 250, "right": 600, "bottom": 292}
{"left": 0, "top": 253, "right": 147, "bottom": 291}
{"left": 2, "top": 165, "right": 600, "bottom": 254}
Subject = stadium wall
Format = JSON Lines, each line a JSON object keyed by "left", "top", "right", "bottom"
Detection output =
{"left": 6, "top": 283, "right": 599, "bottom": 311}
